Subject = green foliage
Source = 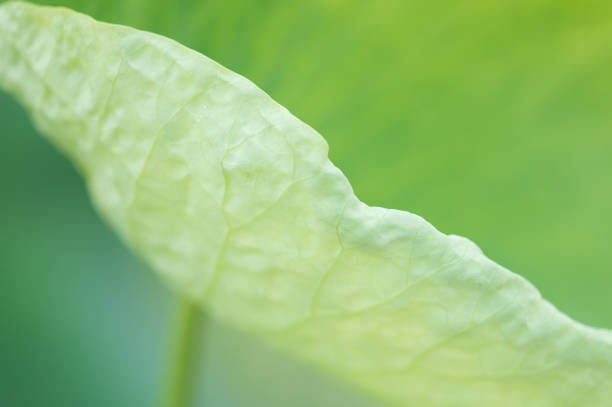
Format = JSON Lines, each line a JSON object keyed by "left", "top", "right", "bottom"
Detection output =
{"left": 11, "top": 0, "right": 611, "bottom": 328}
{"left": 1, "top": 3, "right": 611, "bottom": 406}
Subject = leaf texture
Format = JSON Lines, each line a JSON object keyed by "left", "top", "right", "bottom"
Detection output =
{"left": 1, "top": 2, "right": 611, "bottom": 405}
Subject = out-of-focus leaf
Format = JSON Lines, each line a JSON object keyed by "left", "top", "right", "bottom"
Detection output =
{"left": 20, "top": 0, "right": 612, "bottom": 328}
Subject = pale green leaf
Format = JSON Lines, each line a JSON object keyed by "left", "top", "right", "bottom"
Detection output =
{"left": 1, "top": 2, "right": 611, "bottom": 405}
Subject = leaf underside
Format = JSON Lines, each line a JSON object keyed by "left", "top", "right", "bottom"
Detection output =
{"left": 1, "top": 2, "right": 611, "bottom": 406}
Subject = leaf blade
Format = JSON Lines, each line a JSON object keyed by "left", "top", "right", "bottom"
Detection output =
{"left": 1, "top": 2, "right": 611, "bottom": 406}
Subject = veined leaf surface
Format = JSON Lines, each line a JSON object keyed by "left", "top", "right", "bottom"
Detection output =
{"left": 1, "top": 2, "right": 611, "bottom": 405}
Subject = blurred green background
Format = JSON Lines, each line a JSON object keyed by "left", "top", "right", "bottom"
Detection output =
{"left": 1, "top": 0, "right": 611, "bottom": 405}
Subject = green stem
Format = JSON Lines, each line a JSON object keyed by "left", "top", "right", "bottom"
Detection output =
{"left": 161, "top": 298, "right": 198, "bottom": 407}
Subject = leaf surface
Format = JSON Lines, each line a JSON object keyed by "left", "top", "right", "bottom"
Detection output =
{"left": 1, "top": 2, "right": 611, "bottom": 405}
